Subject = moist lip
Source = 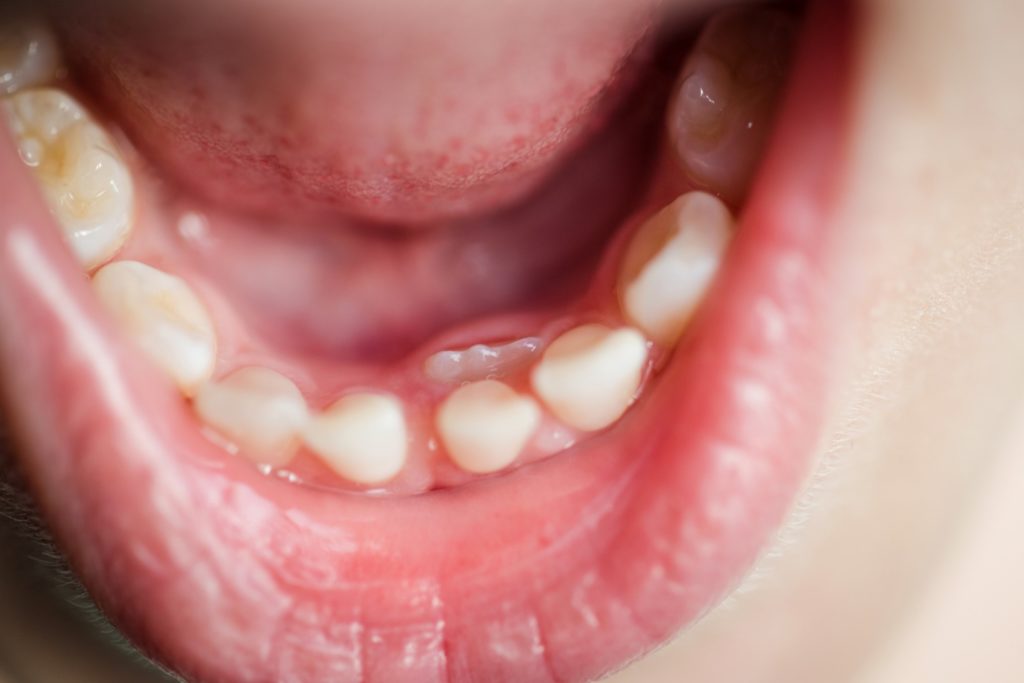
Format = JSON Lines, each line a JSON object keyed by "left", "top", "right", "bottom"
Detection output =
{"left": 0, "top": 1, "right": 853, "bottom": 681}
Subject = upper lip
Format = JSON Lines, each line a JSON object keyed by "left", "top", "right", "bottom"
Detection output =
{"left": 0, "top": 1, "right": 853, "bottom": 681}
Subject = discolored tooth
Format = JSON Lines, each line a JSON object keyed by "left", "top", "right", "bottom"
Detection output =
{"left": 4, "top": 88, "right": 134, "bottom": 270}
{"left": 437, "top": 380, "right": 540, "bottom": 474}
{"left": 530, "top": 324, "right": 648, "bottom": 432}
{"left": 194, "top": 367, "right": 309, "bottom": 467}
{"left": 619, "top": 192, "right": 732, "bottom": 347}
{"left": 668, "top": 7, "right": 797, "bottom": 203}
{"left": 0, "top": 18, "right": 60, "bottom": 95}
{"left": 92, "top": 261, "right": 216, "bottom": 394}
{"left": 303, "top": 393, "right": 408, "bottom": 485}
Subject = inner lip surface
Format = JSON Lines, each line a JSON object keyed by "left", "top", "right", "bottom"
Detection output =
{"left": 0, "top": 1, "right": 854, "bottom": 681}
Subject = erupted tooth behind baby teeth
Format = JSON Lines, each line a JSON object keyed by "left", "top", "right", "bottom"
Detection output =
{"left": 424, "top": 337, "right": 542, "bottom": 384}
{"left": 303, "top": 394, "right": 408, "bottom": 485}
{"left": 620, "top": 192, "right": 732, "bottom": 346}
{"left": 437, "top": 380, "right": 540, "bottom": 474}
{"left": 92, "top": 261, "right": 217, "bottom": 394}
{"left": 194, "top": 367, "right": 309, "bottom": 466}
{"left": 4, "top": 88, "right": 134, "bottom": 269}
{"left": 0, "top": 19, "right": 60, "bottom": 95}
{"left": 531, "top": 325, "right": 648, "bottom": 432}
{"left": 669, "top": 7, "right": 797, "bottom": 203}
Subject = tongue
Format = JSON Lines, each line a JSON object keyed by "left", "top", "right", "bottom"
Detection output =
{"left": 56, "top": 0, "right": 657, "bottom": 224}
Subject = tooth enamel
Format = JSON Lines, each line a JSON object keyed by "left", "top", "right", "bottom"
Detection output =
{"left": 4, "top": 88, "right": 134, "bottom": 269}
{"left": 424, "top": 337, "right": 543, "bottom": 384}
{"left": 619, "top": 192, "right": 732, "bottom": 346}
{"left": 530, "top": 324, "right": 648, "bottom": 432}
{"left": 92, "top": 261, "right": 217, "bottom": 394}
{"left": 302, "top": 393, "right": 408, "bottom": 485}
{"left": 437, "top": 380, "right": 540, "bottom": 474}
{"left": 0, "top": 19, "right": 60, "bottom": 95}
{"left": 668, "top": 7, "right": 797, "bottom": 203}
{"left": 194, "top": 367, "right": 309, "bottom": 466}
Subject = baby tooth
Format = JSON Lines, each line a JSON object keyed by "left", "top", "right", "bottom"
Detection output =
{"left": 194, "top": 367, "right": 309, "bottom": 466}
{"left": 0, "top": 19, "right": 60, "bottom": 95}
{"left": 437, "top": 380, "right": 540, "bottom": 474}
{"left": 669, "top": 7, "right": 797, "bottom": 203}
{"left": 619, "top": 192, "right": 732, "bottom": 346}
{"left": 530, "top": 324, "right": 648, "bottom": 432}
{"left": 303, "top": 393, "right": 408, "bottom": 485}
{"left": 4, "top": 88, "right": 134, "bottom": 270}
{"left": 92, "top": 261, "right": 217, "bottom": 394}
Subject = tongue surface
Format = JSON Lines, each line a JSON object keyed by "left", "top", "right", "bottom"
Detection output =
{"left": 56, "top": 0, "right": 657, "bottom": 224}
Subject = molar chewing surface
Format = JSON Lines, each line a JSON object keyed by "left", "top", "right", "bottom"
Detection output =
{"left": 0, "top": 14, "right": 740, "bottom": 490}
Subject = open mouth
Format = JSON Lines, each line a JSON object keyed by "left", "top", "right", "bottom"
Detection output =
{"left": 0, "top": 1, "right": 853, "bottom": 681}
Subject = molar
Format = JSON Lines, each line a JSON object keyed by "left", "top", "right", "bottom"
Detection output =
{"left": 194, "top": 367, "right": 310, "bottom": 466}
{"left": 668, "top": 7, "right": 797, "bottom": 203}
{"left": 4, "top": 88, "right": 135, "bottom": 270}
{"left": 302, "top": 393, "right": 408, "bottom": 485}
{"left": 619, "top": 192, "right": 732, "bottom": 346}
{"left": 530, "top": 324, "right": 648, "bottom": 431}
{"left": 0, "top": 18, "right": 60, "bottom": 95}
{"left": 437, "top": 380, "right": 541, "bottom": 474}
{"left": 92, "top": 261, "right": 217, "bottom": 395}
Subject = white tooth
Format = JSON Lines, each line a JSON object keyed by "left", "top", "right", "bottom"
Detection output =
{"left": 530, "top": 324, "right": 648, "bottom": 432}
{"left": 92, "top": 261, "right": 217, "bottom": 394}
{"left": 424, "top": 337, "right": 542, "bottom": 384}
{"left": 302, "top": 393, "right": 408, "bottom": 485}
{"left": 4, "top": 88, "right": 134, "bottom": 270}
{"left": 194, "top": 367, "right": 309, "bottom": 466}
{"left": 0, "top": 19, "right": 60, "bottom": 95}
{"left": 437, "top": 380, "right": 540, "bottom": 474}
{"left": 619, "top": 192, "right": 732, "bottom": 346}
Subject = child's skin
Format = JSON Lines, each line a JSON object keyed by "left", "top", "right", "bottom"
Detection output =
{"left": 2, "top": 0, "right": 1024, "bottom": 681}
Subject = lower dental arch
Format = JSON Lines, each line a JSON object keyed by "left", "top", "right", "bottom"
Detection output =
{"left": 0, "top": 7, "right": 797, "bottom": 492}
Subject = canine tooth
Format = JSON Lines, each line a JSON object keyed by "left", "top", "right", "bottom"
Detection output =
{"left": 92, "top": 261, "right": 216, "bottom": 394}
{"left": 619, "top": 192, "right": 732, "bottom": 346}
{"left": 0, "top": 19, "right": 60, "bottom": 95}
{"left": 668, "top": 7, "right": 797, "bottom": 203}
{"left": 4, "top": 88, "right": 134, "bottom": 269}
{"left": 424, "top": 337, "right": 542, "bottom": 384}
{"left": 194, "top": 367, "right": 309, "bottom": 466}
{"left": 437, "top": 380, "right": 540, "bottom": 474}
{"left": 303, "top": 393, "right": 408, "bottom": 485}
{"left": 530, "top": 324, "right": 648, "bottom": 431}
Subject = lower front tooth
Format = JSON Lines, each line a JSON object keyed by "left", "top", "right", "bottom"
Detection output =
{"left": 619, "top": 192, "right": 732, "bottom": 346}
{"left": 437, "top": 380, "right": 541, "bottom": 474}
{"left": 530, "top": 324, "right": 648, "bottom": 432}
{"left": 0, "top": 18, "right": 60, "bottom": 95}
{"left": 92, "top": 261, "right": 217, "bottom": 395}
{"left": 4, "top": 88, "right": 134, "bottom": 270}
{"left": 302, "top": 393, "right": 408, "bottom": 485}
{"left": 194, "top": 367, "right": 309, "bottom": 466}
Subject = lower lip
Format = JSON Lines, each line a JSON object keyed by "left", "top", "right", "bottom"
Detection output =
{"left": 0, "top": 1, "right": 852, "bottom": 681}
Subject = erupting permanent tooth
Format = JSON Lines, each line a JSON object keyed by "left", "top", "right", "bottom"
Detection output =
{"left": 437, "top": 380, "right": 540, "bottom": 474}
{"left": 619, "top": 192, "right": 732, "bottom": 346}
{"left": 424, "top": 337, "right": 542, "bottom": 384}
{"left": 194, "top": 367, "right": 310, "bottom": 466}
{"left": 530, "top": 324, "right": 648, "bottom": 431}
{"left": 303, "top": 393, "right": 408, "bottom": 485}
{"left": 92, "top": 261, "right": 217, "bottom": 394}
{"left": 0, "top": 18, "right": 60, "bottom": 95}
{"left": 4, "top": 88, "right": 134, "bottom": 269}
{"left": 668, "top": 7, "right": 797, "bottom": 203}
